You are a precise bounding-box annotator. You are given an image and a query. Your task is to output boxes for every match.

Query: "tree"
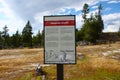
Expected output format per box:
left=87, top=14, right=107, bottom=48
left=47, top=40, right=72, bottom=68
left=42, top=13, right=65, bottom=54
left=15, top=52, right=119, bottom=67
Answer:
left=76, top=29, right=79, bottom=42
left=36, top=30, right=42, bottom=46
left=96, top=4, right=104, bottom=34
left=0, top=31, right=3, bottom=48
left=41, top=29, right=44, bottom=46
left=82, top=3, right=89, bottom=22
left=118, top=27, right=120, bottom=37
left=11, top=30, right=21, bottom=48
left=2, top=25, right=10, bottom=48
left=76, top=28, right=85, bottom=42
left=76, top=28, right=84, bottom=42
left=98, top=4, right=102, bottom=15
left=32, top=30, right=42, bottom=47
left=79, top=3, right=104, bottom=43
left=22, top=21, right=33, bottom=47
left=81, top=19, right=99, bottom=43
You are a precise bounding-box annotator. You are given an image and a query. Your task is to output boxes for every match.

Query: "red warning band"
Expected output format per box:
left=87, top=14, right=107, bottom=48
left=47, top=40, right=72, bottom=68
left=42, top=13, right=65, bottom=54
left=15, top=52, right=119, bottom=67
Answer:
left=44, top=20, right=75, bottom=26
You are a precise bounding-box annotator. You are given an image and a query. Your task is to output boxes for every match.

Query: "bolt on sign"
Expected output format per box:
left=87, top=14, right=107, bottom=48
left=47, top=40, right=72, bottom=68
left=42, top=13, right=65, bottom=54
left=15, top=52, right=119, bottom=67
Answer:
left=44, top=15, right=76, bottom=64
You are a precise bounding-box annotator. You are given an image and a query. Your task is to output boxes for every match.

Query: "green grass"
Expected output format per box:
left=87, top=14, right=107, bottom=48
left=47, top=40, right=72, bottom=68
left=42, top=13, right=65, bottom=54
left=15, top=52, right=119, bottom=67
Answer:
left=16, top=72, right=42, bottom=80
left=15, top=66, right=57, bottom=80
left=15, top=65, right=120, bottom=80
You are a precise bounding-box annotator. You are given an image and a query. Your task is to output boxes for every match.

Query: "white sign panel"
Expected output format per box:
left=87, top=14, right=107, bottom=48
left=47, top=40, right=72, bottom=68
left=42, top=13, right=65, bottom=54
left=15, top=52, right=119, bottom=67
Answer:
left=44, top=15, right=76, bottom=64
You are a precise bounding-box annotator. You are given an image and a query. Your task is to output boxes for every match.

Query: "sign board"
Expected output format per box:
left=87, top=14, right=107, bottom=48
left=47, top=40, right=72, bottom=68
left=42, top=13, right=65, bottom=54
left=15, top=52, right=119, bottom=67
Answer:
left=44, top=15, right=76, bottom=64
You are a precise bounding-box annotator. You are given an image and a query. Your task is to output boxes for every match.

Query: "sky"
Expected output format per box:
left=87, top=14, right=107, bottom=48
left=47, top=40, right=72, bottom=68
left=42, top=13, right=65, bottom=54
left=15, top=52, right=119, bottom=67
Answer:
left=0, top=0, right=120, bottom=35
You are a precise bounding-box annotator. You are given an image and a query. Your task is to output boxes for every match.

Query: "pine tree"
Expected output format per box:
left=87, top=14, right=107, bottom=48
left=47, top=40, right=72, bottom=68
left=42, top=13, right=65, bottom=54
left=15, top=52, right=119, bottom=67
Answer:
left=118, top=27, right=120, bottom=37
left=82, top=3, right=89, bottom=22
left=2, top=25, right=9, bottom=48
left=11, top=30, right=21, bottom=48
left=32, top=30, right=42, bottom=47
left=80, top=3, right=104, bottom=43
left=97, top=4, right=104, bottom=34
left=22, top=21, right=33, bottom=48
left=36, top=30, right=42, bottom=46
left=0, top=31, right=3, bottom=48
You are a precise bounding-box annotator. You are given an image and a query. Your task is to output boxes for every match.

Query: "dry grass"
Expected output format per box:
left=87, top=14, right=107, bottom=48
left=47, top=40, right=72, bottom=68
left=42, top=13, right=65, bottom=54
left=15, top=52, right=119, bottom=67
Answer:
left=63, top=57, right=120, bottom=80
left=0, top=42, right=120, bottom=80
left=0, top=48, right=44, bottom=79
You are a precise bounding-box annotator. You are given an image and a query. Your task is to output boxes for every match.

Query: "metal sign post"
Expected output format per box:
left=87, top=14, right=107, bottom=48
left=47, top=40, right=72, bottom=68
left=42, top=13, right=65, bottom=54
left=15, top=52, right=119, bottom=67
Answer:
left=57, top=64, right=63, bottom=80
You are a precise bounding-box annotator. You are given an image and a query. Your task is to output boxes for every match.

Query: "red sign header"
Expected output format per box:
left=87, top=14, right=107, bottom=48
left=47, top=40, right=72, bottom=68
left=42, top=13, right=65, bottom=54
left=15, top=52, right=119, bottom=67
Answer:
left=44, top=20, right=75, bottom=26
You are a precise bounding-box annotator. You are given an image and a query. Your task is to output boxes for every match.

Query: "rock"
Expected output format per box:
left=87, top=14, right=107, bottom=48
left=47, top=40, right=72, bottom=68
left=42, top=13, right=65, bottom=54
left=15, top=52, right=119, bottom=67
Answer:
left=77, top=53, right=85, bottom=60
